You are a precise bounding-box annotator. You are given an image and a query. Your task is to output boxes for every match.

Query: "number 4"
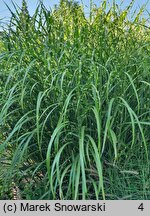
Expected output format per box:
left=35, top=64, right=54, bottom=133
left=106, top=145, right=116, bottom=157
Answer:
left=138, top=203, right=144, bottom=211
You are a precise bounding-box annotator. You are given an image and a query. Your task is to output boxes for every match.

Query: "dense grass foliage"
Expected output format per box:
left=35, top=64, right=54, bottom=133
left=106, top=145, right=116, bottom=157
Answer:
left=0, top=0, right=150, bottom=199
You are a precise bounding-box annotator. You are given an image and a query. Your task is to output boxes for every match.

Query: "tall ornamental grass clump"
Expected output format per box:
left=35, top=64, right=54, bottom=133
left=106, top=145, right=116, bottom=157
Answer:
left=0, top=0, right=150, bottom=199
